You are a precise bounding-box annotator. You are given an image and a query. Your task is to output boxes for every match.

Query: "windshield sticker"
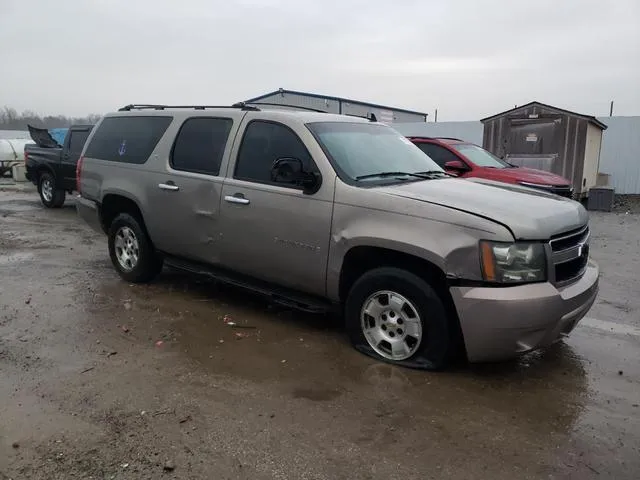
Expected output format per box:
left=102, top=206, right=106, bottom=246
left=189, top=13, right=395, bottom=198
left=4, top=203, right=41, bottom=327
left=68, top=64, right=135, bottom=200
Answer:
left=118, top=140, right=127, bottom=156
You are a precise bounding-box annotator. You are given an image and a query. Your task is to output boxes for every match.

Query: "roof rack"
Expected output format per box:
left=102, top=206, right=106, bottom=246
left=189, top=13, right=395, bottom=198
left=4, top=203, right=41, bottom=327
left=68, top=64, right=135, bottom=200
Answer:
left=118, top=103, right=260, bottom=112
left=435, top=137, right=464, bottom=141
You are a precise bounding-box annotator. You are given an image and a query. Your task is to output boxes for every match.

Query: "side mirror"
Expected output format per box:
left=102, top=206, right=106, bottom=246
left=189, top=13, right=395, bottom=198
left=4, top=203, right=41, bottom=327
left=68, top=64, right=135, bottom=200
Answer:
left=271, top=157, right=321, bottom=194
left=444, top=160, right=468, bottom=172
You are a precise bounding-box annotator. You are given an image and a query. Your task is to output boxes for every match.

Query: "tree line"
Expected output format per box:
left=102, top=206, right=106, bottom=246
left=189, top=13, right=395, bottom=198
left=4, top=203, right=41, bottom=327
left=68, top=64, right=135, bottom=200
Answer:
left=0, top=106, right=101, bottom=130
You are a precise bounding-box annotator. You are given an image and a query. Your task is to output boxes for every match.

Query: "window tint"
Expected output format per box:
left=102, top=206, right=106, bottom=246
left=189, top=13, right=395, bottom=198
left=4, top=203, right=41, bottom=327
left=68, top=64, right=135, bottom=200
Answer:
left=84, top=116, right=172, bottom=164
left=415, top=143, right=460, bottom=168
left=68, top=130, right=91, bottom=155
left=171, top=117, right=232, bottom=175
left=235, top=121, right=315, bottom=186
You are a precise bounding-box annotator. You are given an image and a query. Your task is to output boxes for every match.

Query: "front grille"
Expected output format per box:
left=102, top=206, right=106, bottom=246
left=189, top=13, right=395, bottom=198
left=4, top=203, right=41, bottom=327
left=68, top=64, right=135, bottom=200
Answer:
left=550, top=225, right=590, bottom=283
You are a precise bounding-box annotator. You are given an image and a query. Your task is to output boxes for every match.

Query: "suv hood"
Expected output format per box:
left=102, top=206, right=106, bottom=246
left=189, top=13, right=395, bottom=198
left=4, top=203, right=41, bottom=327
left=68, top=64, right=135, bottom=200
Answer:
left=485, top=165, right=570, bottom=186
left=378, top=178, right=587, bottom=240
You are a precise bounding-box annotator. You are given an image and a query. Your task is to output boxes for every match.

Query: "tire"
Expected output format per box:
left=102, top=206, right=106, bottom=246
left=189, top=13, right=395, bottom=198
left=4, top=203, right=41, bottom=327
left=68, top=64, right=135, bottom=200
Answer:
left=107, top=213, right=163, bottom=283
left=38, top=172, right=66, bottom=208
left=345, top=267, right=452, bottom=370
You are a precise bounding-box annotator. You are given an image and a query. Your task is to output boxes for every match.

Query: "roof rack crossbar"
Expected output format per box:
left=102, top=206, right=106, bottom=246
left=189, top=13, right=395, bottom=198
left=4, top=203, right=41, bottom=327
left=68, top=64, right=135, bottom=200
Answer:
left=118, top=103, right=260, bottom=112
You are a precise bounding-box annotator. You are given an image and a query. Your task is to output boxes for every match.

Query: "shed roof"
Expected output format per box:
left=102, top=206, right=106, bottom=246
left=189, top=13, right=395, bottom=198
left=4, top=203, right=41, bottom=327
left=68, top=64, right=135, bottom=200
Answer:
left=480, top=101, right=607, bottom=130
left=245, top=88, right=429, bottom=118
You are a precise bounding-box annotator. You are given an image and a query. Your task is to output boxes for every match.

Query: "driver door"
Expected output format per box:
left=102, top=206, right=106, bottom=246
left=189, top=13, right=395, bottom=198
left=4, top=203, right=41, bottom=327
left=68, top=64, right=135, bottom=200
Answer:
left=218, top=119, right=332, bottom=296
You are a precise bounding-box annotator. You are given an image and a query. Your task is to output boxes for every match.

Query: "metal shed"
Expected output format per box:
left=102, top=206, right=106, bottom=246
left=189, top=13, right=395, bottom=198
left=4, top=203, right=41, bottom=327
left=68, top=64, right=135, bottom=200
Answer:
left=481, top=101, right=607, bottom=198
left=245, top=88, right=428, bottom=123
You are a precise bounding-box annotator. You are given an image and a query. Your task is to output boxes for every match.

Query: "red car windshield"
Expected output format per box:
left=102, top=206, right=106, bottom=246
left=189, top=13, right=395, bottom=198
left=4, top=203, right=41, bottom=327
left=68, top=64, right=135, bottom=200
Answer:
left=453, top=144, right=512, bottom=169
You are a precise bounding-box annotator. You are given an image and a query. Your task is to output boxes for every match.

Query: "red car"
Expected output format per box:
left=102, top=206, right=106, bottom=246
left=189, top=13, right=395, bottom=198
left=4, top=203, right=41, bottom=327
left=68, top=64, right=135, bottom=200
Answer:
left=408, top=137, right=574, bottom=198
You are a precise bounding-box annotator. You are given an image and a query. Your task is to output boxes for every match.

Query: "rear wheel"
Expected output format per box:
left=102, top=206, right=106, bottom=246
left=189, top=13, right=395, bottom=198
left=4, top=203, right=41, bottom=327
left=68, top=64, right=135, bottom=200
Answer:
left=345, top=267, right=451, bottom=369
left=38, top=172, right=65, bottom=208
left=108, top=213, right=163, bottom=283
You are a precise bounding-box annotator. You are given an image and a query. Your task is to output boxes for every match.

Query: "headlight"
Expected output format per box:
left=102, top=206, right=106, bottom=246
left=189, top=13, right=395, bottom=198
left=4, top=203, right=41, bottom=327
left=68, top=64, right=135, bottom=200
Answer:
left=480, top=241, right=547, bottom=283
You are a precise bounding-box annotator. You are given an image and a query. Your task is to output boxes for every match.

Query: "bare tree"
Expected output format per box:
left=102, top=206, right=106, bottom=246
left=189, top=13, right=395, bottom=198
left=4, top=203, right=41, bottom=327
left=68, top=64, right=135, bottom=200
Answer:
left=0, top=106, right=101, bottom=130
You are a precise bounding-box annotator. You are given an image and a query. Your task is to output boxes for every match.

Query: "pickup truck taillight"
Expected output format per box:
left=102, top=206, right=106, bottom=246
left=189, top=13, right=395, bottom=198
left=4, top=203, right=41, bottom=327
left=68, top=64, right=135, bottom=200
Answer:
left=76, top=156, right=84, bottom=193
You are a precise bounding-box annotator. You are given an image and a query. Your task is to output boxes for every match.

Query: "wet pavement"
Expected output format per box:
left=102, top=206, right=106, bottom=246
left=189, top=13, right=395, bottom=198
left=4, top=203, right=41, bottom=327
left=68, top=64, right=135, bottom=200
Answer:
left=0, top=187, right=638, bottom=479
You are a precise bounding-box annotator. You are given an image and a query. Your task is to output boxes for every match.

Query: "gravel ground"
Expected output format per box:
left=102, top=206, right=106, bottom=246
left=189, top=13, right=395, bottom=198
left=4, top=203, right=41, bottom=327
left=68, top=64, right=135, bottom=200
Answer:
left=1, top=187, right=639, bottom=479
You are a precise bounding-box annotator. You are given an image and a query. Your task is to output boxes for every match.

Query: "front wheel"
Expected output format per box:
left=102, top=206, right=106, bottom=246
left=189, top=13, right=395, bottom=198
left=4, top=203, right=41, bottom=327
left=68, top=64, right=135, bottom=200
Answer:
left=107, top=213, right=163, bottom=283
left=345, top=267, right=452, bottom=370
left=38, top=172, right=65, bottom=208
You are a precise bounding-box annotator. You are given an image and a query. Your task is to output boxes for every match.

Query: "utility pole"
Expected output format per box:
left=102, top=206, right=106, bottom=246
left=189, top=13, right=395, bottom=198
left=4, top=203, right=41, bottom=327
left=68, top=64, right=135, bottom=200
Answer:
left=609, top=100, right=614, bottom=117
left=434, top=109, right=438, bottom=123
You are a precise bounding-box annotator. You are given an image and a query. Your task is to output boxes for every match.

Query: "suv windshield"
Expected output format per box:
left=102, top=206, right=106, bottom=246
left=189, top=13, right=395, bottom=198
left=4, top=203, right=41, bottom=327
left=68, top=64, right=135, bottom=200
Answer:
left=452, top=144, right=512, bottom=168
left=307, top=122, right=443, bottom=182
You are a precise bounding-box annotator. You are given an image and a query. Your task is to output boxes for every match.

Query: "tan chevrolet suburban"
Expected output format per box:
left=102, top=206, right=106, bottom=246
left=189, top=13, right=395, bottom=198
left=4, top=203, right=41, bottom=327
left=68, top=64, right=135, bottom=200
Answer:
left=76, top=103, right=598, bottom=369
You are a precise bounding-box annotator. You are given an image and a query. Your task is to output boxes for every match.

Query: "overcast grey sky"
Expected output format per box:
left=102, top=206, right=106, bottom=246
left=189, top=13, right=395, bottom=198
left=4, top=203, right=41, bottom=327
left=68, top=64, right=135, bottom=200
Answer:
left=1, top=0, right=638, bottom=120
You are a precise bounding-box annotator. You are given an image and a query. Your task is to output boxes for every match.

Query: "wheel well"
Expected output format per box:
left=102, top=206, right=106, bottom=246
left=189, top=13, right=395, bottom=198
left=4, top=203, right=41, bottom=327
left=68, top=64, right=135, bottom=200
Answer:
left=36, top=166, right=54, bottom=182
left=339, top=246, right=450, bottom=301
left=339, top=246, right=466, bottom=360
left=99, top=194, right=144, bottom=233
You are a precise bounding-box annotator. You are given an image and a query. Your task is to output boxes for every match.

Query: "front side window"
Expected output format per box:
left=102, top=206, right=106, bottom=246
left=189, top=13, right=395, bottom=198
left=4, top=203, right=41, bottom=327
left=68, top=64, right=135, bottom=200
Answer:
left=84, top=116, right=172, bottom=164
left=171, top=117, right=232, bottom=176
left=235, top=121, right=316, bottom=186
left=306, top=122, right=442, bottom=183
left=415, top=143, right=460, bottom=169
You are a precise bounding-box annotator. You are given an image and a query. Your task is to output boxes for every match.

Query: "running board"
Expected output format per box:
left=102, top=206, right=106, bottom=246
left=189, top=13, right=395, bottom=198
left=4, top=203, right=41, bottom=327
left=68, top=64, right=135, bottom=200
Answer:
left=162, top=255, right=335, bottom=314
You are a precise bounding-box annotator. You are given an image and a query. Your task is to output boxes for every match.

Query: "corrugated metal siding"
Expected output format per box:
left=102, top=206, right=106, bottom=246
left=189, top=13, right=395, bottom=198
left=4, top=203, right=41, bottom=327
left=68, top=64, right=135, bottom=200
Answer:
left=251, top=92, right=426, bottom=123
left=596, top=116, right=640, bottom=194
left=392, top=116, right=640, bottom=194
left=252, top=92, right=340, bottom=113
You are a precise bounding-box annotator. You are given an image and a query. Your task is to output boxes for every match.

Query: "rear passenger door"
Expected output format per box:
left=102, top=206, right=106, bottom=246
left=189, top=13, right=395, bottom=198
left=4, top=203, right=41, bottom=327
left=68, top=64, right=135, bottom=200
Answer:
left=61, top=127, right=92, bottom=190
left=145, top=115, right=237, bottom=265
left=218, top=119, right=333, bottom=296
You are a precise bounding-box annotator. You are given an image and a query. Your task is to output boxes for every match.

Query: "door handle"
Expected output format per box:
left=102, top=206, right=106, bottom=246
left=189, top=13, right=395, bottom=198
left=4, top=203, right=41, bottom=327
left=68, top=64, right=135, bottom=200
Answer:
left=158, top=183, right=179, bottom=191
left=224, top=194, right=250, bottom=205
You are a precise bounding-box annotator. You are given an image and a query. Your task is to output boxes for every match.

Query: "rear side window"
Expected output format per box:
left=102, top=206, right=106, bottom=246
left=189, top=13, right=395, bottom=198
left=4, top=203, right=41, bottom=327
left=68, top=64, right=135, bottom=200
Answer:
left=234, top=121, right=315, bottom=186
left=170, top=117, right=232, bottom=176
left=84, top=116, right=172, bottom=164
left=415, top=143, right=460, bottom=168
left=68, top=130, right=91, bottom=155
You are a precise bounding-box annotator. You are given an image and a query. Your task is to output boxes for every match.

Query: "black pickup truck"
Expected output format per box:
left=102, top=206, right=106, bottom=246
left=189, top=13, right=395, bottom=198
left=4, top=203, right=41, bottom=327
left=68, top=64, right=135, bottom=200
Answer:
left=25, top=124, right=93, bottom=207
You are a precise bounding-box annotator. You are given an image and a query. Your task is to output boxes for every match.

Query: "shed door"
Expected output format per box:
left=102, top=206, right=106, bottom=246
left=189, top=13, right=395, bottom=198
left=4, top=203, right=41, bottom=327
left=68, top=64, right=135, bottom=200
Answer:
left=508, top=118, right=562, bottom=155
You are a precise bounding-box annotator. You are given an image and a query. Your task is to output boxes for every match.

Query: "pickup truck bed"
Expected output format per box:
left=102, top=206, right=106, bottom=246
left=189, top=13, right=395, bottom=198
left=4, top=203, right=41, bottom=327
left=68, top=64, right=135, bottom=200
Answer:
left=24, top=124, right=93, bottom=207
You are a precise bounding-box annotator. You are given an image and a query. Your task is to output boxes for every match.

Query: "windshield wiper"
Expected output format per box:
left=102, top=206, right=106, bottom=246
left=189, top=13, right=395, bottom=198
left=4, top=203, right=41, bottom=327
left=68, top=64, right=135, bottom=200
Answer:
left=414, top=170, right=453, bottom=177
left=356, top=171, right=436, bottom=181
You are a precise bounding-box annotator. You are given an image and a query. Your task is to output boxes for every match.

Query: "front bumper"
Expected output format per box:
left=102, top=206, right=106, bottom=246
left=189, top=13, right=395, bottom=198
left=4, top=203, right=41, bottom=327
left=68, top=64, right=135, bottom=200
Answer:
left=450, top=261, right=599, bottom=363
left=76, top=195, right=103, bottom=233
